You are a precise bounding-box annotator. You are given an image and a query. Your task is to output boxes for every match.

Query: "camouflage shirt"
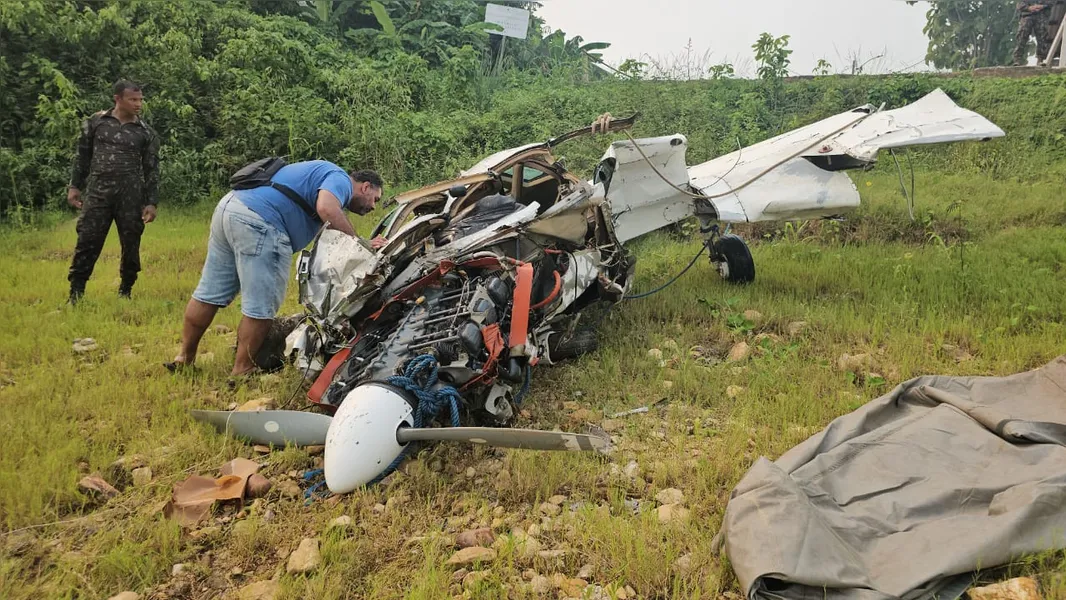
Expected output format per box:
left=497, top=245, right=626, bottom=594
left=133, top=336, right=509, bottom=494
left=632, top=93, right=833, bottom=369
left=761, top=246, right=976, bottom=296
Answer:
left=1017, top=0, right=1050, bottom=15
left=70, top=108, right=161, bottom=206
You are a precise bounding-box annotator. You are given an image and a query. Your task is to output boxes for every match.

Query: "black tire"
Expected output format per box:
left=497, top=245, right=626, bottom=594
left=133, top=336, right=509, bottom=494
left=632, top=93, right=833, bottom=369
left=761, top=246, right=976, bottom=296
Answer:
left=548, top=329, right=598, bottom=362
left=714, top=234, right=755, bottom=284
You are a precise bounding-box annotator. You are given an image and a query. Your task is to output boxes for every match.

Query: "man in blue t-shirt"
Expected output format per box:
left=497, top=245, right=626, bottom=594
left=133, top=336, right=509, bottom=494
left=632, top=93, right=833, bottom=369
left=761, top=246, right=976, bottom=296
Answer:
left=167, top=160, right=385, bottom=378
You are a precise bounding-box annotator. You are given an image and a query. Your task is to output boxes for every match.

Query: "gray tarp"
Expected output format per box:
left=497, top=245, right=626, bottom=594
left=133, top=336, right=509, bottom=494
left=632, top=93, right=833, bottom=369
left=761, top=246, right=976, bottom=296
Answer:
left=721, top=356, right=1066, bottom=600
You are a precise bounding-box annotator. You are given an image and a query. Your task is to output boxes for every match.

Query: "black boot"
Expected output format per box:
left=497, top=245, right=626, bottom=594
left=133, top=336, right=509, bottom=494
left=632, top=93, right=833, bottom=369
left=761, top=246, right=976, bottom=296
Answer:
left=119, top=280, right=134, bottom=299
left=68, top=284, right=85, bottom=305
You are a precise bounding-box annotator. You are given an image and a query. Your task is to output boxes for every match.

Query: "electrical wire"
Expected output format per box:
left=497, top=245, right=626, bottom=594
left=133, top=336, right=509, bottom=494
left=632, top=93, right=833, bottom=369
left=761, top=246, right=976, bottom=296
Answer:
left=624, top=244, right=709, bottom=300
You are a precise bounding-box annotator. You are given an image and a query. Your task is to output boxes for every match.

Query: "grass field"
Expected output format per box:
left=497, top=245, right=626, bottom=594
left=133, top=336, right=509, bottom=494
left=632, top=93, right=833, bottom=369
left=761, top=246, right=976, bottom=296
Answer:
left=1, top=167, right=1065, bottom=600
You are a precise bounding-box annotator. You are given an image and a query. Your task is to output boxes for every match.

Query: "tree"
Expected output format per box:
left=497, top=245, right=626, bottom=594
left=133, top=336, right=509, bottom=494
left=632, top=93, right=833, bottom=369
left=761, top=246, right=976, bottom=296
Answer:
left=909, top=0, right=1017, bottom=69
left=753, top=33, right=792, bottom=80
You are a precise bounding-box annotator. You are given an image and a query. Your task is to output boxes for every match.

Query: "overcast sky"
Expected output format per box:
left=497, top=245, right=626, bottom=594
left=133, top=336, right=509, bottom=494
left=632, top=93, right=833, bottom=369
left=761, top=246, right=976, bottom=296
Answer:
left=533, top=0, right=935, bottom=78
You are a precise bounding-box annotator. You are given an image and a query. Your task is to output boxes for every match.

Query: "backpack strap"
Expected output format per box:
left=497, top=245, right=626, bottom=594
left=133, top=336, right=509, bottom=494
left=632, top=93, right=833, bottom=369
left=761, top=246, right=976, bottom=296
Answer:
left=271, top=182, right=322, bottom=222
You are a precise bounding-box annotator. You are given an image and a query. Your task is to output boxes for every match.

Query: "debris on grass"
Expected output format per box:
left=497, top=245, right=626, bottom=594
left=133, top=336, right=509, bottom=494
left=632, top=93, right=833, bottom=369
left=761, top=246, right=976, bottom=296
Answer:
left=163, top=457, right=260, bottom=526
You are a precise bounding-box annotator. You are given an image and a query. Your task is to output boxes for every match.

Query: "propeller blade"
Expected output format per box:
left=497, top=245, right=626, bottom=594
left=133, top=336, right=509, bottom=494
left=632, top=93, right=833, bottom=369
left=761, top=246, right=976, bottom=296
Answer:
left=191, top=409, right=333, bottom=447
left=396, top=426, right=611, bottom=454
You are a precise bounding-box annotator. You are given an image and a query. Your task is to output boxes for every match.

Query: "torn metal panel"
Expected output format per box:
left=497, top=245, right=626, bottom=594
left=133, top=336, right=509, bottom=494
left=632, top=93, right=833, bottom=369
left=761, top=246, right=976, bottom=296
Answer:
left=708, top=158, right=860, bottom=223
left=688, top=110, right=870, bottom=223
left=804, top=88, right=1006, bottom=163
left=461, top=143, right=546, bottom=176
left=599, top=135, right=693, bottom=243
left=297, top=229, right=387, bottom=326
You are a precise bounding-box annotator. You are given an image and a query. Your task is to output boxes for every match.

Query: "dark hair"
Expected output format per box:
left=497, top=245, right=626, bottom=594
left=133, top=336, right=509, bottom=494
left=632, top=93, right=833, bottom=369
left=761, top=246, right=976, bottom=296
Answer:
left=113, top=80, right=141, bottom=97
left=350, top=169, right=384, bottom=189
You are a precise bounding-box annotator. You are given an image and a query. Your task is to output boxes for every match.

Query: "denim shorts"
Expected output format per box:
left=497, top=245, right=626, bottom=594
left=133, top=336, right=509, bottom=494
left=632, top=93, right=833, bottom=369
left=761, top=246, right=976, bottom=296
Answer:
left=192, top=193, right=292, bottom=319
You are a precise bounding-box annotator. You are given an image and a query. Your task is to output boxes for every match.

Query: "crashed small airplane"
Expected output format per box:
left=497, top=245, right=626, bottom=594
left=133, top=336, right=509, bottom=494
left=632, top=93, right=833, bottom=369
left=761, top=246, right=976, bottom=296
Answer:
left=194, top=89, right=1003, bottom=493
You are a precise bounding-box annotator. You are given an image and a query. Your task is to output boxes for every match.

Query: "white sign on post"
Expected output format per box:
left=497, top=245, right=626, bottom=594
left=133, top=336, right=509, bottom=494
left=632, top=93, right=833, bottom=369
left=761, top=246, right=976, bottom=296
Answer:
left=484, top=3, right=530, bottom=40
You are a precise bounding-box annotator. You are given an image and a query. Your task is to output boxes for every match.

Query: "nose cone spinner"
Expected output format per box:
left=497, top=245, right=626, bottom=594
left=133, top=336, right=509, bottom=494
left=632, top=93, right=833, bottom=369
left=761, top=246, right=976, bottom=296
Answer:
left=324, top=383, right=415, bottom=493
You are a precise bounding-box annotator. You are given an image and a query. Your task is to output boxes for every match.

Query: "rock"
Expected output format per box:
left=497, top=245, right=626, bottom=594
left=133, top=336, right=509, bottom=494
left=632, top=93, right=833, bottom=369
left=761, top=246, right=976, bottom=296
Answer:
left=530, top=575, right=552, bottom=596
left=286, top=538, right=321, bottom=574
left=277, top=479, right=300, bottom=499
left=742, top=310, right=763, bottom=322
left=647, top=348, right=664, bottom=360
left=570, top=408, right=594, bottom=422
left=107, top=593, right=139, bottom=600
left=753, top=333, right=782, bottom=345
left=462, top=570, right=490, bottom=591
left=548, top=494, right=567, bottom=506
left=726, top=342, right=751, bottom=363
left=941, top=344, right=975, bottom=363
left=213, top=325, right=233, bottom=335
left=329, top=515, right=353, bottom=530
left=616, top=587, right=629, bottom=600
left=305, top=445, right=325, bottom=456
left=837, top=353, right=874, bottom=372
left=788, top=321, right=808, bottom=336
left=558, top=578, right=588, bottom=598
left=662, top=380, right=674, bottom=390
left=622, top=461, right=641, bottom=479
left=371, top=503, right=386, bottom=515
left=252, top=445, right=271, bottom=454
left=237, top=398, right=275, bottom=412
left=655, top=488, right=685, bottom=506
left=539, top=502, right=561, bottom=516
left=72, top=338, right=99, bottom=353
left=78, top=474, right=118, bottom=500
left=465, top=466, right=476, bottom=478
left=456, top=528, right=495, bottom=549
left=577, top=564, right=595, bottom=580
left=726, top=385, right=744, bottom=399
left=246, top=474, right=272, bottom=499
left=131, top=467, right=152, bottom=487
left=537, top=549, right=567, bottom=560
left=495, top=469, right=512, bottom=491
left=171, top=563, right=186, bottom=577
left=656, top=504, right=691, bottom=523
left=662, top=339, right=679, bottom=353
left=601, top=419, right=622, bottom=433
left=189, top=526, right=221, bottom=540
left=446, top=547, right=497, bottom=566
left=673, top=554, right=694, bottom=575
left=237, top=580, right=278, bottom=600
left=968, top=578, right=1042, bottom=600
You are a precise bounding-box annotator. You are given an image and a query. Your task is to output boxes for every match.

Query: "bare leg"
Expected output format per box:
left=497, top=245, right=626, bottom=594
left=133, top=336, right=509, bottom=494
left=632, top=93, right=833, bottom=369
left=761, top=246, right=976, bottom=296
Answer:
left=173, top=298, right=220, bottom=366
left=232, top=316, right=273, bottom=376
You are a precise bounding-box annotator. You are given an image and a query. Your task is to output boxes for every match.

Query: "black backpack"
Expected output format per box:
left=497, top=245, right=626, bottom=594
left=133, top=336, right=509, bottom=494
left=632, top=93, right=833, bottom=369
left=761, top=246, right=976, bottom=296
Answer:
left=229, top=157, right=320, bottom=221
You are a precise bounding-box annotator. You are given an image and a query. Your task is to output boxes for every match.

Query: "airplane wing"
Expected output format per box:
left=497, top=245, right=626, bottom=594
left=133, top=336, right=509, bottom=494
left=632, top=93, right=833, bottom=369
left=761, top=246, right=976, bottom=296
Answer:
left=689, top=88, right=1004, bottom=223
left=604, top=89, right=1004, bottom=242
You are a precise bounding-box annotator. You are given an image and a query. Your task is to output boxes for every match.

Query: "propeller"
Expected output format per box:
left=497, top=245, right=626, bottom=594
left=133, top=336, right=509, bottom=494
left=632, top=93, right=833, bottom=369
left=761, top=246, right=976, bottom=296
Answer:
left=396, top=426, right=611, bottom=454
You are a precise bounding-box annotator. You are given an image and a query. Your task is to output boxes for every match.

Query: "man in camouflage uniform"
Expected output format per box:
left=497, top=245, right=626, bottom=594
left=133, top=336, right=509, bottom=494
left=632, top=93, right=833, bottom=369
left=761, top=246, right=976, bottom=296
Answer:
left=1013, top=1, right=1053, bottom=66
left=67, top=80, right=160, bottom=304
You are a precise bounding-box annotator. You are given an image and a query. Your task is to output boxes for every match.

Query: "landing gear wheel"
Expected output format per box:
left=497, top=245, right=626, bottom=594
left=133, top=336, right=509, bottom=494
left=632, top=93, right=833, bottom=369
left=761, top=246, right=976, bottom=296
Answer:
left=712, top=234, right=755, bottom=284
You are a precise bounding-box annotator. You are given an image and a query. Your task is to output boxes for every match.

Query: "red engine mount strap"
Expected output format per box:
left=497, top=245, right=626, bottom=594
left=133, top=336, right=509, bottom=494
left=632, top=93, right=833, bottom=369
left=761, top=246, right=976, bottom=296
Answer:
left=509, top=262, right=534, bottom=352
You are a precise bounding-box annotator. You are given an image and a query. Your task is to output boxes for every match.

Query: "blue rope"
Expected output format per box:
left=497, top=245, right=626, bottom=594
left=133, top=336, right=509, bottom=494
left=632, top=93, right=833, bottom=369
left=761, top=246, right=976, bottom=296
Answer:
left=514, top=364, right=532, bottom=405
left=301, top=354, right=464, bottom=501
left=362, top=354, right=462, bottom=484
left=386, top=354, right=462, bottom=428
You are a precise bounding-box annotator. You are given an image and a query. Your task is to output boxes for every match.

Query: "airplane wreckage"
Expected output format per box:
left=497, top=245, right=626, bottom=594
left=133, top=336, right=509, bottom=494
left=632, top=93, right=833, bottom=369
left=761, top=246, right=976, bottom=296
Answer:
left=193, top=89, right=1004, bottom=493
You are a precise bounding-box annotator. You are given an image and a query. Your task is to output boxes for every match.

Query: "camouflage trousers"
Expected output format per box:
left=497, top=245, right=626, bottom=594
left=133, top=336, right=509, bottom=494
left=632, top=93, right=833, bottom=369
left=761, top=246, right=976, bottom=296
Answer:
left=1014, top=12, right=1051, bottom=65
left=68, top=178, right=145, bottom=291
